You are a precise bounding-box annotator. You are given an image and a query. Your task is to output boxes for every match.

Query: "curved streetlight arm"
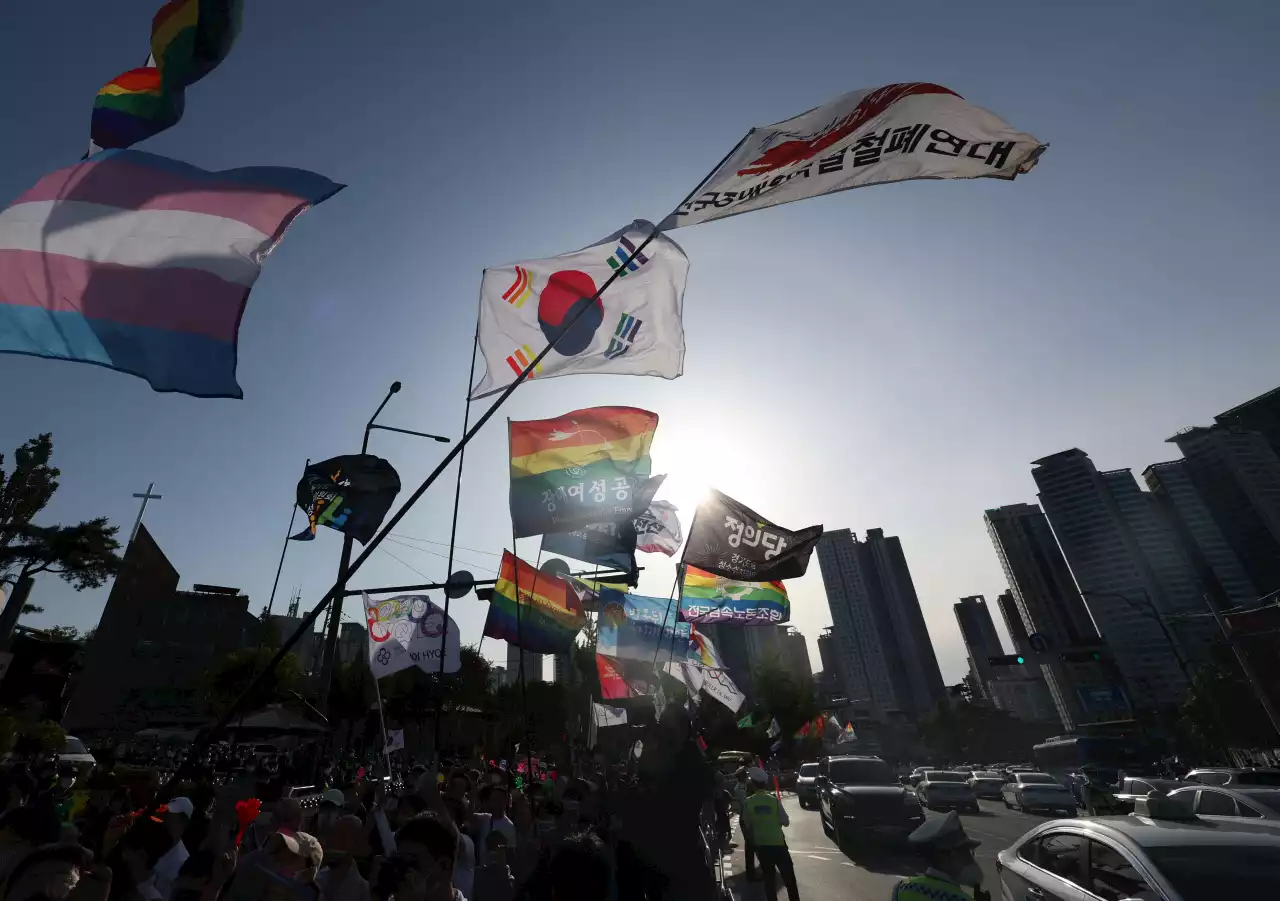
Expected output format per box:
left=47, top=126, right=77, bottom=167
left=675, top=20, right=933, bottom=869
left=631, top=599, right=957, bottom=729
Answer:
left=368, top=424, right=451, bottom=443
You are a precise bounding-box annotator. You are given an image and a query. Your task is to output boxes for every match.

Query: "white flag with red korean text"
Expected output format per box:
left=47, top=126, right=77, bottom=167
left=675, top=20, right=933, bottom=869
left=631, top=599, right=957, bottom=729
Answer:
left=660, top=82, right=1046, bottom=230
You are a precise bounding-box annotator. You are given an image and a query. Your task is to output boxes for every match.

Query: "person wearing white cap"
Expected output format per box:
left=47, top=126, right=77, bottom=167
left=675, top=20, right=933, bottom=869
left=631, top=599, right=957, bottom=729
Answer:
left=143, top=796, right=193, bottom=900
left=894, top=811, right=990, bottom=901
left=739, top=768, right=798, bottom=901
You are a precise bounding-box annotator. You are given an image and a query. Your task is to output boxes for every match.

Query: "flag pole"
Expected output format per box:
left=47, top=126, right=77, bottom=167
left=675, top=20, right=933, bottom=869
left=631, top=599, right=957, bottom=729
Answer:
left=434, top=329, right=480, bottom=752
left=650, top=570, right=682, bottom=667
left=510, top=519, right=535, bottom=788
left=371, top=673, right=394, bottom=786
left=143, top=135, right=750, bottom=808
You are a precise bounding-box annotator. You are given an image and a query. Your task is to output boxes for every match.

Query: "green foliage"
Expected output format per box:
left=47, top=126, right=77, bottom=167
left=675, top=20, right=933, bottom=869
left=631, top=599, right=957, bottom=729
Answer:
left=0, top=434, right=122, bottom=597
left=14, top=720, right=66, bottom=756
left=917, top=700, right=1055, bottom=762
left=42, top=625, right=83, bottom=642
left=1179, top=651, right=1279, bottom=758
left=200, top=647, right=303, bottom=716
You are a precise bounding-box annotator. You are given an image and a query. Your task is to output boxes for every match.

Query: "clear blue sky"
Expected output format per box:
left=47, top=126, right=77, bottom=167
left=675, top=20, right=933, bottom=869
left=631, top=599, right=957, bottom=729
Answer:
left=2, top=1, right=1277, bottom=685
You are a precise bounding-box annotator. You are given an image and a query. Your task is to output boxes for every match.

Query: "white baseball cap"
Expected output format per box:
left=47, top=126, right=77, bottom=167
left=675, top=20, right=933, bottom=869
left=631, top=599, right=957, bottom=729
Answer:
left=165, top=797, right=194, bottom=817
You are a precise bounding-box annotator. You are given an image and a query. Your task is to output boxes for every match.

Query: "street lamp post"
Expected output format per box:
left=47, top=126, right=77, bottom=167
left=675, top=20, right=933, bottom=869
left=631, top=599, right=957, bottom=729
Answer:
left=316, top=382, right=451, bottom=709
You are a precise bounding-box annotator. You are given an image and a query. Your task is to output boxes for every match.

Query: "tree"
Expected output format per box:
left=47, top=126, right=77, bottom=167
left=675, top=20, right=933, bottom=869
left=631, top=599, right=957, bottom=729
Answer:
left=0, top=434, right=123, bottom=614
left=917, top=699, right=1055, bottom=762
left=200, top=647, right=303, bottom=716
left=1179, top=649, right=1278, bottom=759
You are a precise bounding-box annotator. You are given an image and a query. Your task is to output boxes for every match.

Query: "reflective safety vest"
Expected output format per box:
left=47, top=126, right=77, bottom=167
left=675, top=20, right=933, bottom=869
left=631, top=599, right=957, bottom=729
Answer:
left=740, top=791, right=786, bottom=846
left=892, top=874, right=973, bottom=901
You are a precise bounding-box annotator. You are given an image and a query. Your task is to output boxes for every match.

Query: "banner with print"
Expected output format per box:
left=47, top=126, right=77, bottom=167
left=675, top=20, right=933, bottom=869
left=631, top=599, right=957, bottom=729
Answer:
left=679, top=563, right=790, bottom=625
left=541, top=519, right=637, bottom=573
left=633, top=499, right=682, bottom=556
left=681, top=489, right=822, bottom=582
left=592, top=703, right=628, bottom=727
left=700, top=668, right=746, bottom=714
left=291, top=455, right=401, bottom=544
left=661, top=82, right=1046, bottom=230
left=597, top=587, right=723, bottom=669
left=472, top=220, right=688, bottom=399
left=363, top=592, right=461, bottom=679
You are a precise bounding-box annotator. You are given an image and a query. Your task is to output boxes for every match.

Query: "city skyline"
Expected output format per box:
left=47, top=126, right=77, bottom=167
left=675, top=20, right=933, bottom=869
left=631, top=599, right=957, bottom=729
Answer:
left=3, top=2, right=1276, bottom=692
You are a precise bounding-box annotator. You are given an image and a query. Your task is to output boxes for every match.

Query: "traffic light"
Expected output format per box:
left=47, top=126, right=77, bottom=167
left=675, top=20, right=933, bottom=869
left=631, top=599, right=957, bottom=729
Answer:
left=1061, top=649, right=1105, bottom=663
left=988, top=654, right=1026, bottom=666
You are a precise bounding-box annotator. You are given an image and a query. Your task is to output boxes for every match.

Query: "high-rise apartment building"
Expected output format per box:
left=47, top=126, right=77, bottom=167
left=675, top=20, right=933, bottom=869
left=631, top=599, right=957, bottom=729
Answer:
left=779, top=628, right=814, bottom=684
left=953, top=596, right=1004, bottom=700
left=816, top=528, right=946, bottom=721
left=1165, top=424, right=1280, bottom=598
left=995, top=590, right=1031, bottom=658
left=985, top=502, right=1108, bottom=729
left=505, top=645, right=543, bottom=685
left=1143, top=458, right=1258, bottom=608
left=1216, top=385, right=1280, bottom=461
left=1031, top=449, right=1202, bottom=708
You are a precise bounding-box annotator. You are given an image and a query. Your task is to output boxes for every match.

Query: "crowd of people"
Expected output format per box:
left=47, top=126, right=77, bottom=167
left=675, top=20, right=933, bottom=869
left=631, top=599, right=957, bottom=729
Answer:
left=0, top=711, right=727, bottom=901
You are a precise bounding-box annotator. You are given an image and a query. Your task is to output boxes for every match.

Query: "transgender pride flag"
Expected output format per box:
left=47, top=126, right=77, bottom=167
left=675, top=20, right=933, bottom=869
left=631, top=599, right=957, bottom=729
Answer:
left=0, top=150, right=342, bottom=398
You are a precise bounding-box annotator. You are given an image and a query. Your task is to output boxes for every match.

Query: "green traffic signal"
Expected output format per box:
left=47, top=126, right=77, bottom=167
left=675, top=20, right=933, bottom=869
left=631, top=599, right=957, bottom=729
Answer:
left=1016, top=655, right=1026, bottom=664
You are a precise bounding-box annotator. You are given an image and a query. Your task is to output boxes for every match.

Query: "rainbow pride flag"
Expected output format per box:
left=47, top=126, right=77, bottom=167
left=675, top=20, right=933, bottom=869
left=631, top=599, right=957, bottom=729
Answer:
left=680, top=564, right=789, bottom=625
left=90, top=0, right=243, bottom=152
left=483, top=551, right=587, bottom=654
left=509, top=406, right=658, bottom=537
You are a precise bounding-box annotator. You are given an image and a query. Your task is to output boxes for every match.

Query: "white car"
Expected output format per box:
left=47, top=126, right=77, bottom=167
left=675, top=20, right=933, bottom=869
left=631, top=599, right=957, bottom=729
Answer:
left=968, top=771, right=1006, bottom=800
left=997, top=795, right=1280, bottom=901
left=58, top=736, right=96, bottom=769
left=915, top=771, right=979, bottom=812
left=1167, top=785, right=1280, bottom=823
left=1002, top=772, right=1077, bottom=815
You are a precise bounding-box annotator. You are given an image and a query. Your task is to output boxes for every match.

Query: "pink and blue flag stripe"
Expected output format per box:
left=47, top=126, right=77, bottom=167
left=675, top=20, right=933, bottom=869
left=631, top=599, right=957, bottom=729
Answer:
left=0, top=150, right=342, bottom=398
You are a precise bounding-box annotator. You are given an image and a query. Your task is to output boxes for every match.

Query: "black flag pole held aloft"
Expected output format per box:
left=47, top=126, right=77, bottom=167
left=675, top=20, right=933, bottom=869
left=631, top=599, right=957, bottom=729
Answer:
left=147, top=134, right=751, bottom=807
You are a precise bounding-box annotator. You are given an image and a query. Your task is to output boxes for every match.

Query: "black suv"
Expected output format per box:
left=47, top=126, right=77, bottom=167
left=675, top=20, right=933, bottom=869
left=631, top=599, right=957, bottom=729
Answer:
left=818, top=755, right=925, bottom=846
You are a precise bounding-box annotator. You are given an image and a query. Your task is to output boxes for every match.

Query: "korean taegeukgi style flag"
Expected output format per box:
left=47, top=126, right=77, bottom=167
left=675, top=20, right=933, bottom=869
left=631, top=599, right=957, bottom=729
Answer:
left=363, top=592, right=461, bottom=679
left=0, top=150, right=342, bottom=397
left=661, top=82, right=1046, bottom=230
left=509, top=406, right=659, bottom=538
left=682, top=489, right=822, bottom=582
left=471, top=220, right=688, bottom=399
left=633, top=500, right=682, bottom=556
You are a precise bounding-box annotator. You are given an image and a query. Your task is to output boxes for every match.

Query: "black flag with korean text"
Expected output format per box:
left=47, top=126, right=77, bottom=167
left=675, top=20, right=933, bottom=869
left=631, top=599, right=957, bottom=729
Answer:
left=290, top=454, right=401, bottom=544
left=681, top=489, right=822, bottom=582
left=540, top=519, right=638, bottom=574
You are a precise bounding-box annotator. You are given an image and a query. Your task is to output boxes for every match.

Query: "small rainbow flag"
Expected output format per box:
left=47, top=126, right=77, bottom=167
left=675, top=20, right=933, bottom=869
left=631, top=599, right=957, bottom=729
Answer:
left=90, top=0, right=243, bottom=153
left=509, top=406, right=658, bottom=538
left=483, top=551, right=587, bottom=654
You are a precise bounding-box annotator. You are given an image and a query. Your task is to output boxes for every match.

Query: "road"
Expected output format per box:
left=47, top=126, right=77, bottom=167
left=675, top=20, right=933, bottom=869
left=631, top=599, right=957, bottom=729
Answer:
left=721, top=795, right=1070, bottom=900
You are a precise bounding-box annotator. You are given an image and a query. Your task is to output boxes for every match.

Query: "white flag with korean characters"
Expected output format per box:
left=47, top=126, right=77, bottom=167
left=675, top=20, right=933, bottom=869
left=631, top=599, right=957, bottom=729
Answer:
left=661, top=82, right=1046, bottom=230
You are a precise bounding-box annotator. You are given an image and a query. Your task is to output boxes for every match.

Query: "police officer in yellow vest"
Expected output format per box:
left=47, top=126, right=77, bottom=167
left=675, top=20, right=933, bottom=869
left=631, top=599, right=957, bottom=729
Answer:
left=740, top=768, right=799, bottom=901
left=894, top=810, right=992, bottom=901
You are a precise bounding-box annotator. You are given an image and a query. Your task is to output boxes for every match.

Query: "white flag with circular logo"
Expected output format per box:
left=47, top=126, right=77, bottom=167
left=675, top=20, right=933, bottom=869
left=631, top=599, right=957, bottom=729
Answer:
left=363, top=592, right=460, bottom=678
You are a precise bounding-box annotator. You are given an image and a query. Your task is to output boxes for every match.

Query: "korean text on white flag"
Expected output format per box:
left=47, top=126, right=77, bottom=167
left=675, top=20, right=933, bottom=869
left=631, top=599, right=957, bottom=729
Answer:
left=662, top=82, right=1045, bottom=230
left=471, top=220, right=688, bottom=399
left=363, top=592, right=461, bottom=679
left=634, top=500, right=682, bottom=556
